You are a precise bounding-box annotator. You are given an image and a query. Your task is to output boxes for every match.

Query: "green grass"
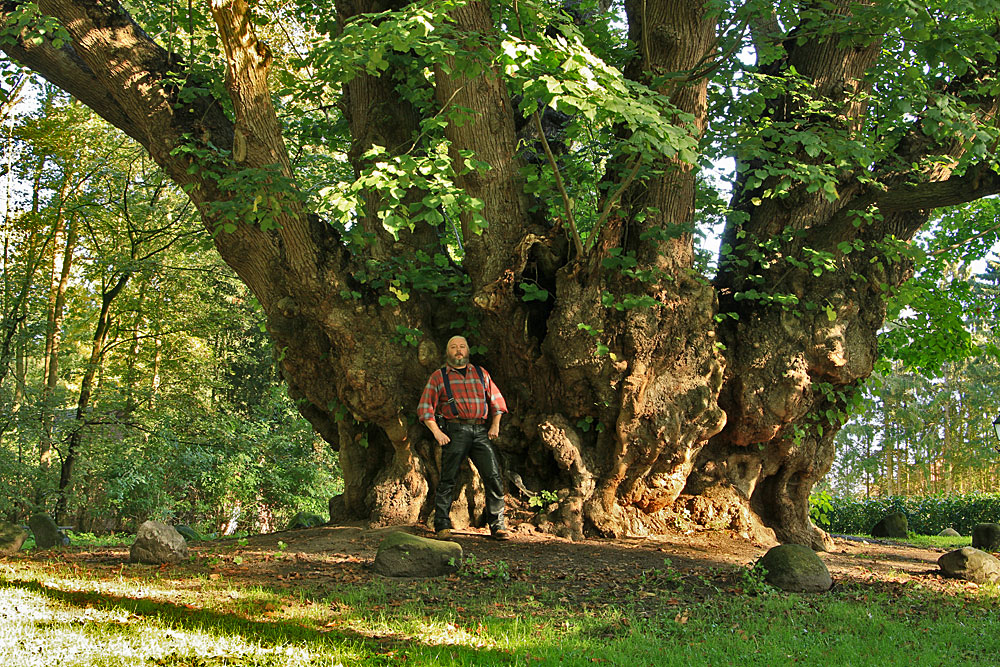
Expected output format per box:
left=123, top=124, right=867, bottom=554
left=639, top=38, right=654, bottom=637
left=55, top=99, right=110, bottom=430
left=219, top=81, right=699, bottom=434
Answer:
left=900, top=534, right=973, bottom=549
left=2, top=541, right=998, bottom=666
left=837, top=533, right=973, bottom=550
left=20, top=531, right=135, bottom=551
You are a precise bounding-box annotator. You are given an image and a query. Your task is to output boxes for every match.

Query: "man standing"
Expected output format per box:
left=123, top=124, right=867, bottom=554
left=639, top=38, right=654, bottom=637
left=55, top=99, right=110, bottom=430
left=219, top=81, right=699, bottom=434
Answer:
left=417, top=335, right=510, bottom=540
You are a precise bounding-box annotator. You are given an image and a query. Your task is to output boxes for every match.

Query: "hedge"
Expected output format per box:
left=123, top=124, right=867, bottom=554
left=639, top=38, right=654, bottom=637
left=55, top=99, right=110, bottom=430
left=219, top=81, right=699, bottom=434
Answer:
left=817, top=493, right=1000, bottom=536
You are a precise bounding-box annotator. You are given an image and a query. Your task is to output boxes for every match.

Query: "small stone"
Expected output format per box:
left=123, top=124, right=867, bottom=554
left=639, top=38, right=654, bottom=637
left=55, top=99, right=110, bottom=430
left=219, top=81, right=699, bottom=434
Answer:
left=27, top=514, right=61, bottom=549
left=0, top=521, right=27, bottom=555
left=972, top=523, right=1000, bottom=551
left=286, top=512, right=326, bottom=530
left=758, top=543, right=832, bottom=593
left=872, top=512, right=907, bottom=538
left=174, top=524, right=202, bottom=542
left=938, top=528, right=960, bottom=537
left=373, top=530, right=462, bottom=578
left=130, top=521, right=188, bottom=564
left=938, top=547, right=1000, bottom=584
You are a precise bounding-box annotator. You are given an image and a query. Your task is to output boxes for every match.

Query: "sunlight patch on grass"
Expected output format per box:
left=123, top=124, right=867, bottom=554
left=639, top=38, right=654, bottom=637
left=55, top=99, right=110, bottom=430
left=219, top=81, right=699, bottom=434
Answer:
left=0, top=584, right=360, bottom=667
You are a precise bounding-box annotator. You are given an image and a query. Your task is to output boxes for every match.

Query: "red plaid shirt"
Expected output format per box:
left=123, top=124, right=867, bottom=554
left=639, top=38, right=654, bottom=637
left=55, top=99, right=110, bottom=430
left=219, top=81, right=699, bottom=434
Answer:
left=417, top=364, right=507, bottom=422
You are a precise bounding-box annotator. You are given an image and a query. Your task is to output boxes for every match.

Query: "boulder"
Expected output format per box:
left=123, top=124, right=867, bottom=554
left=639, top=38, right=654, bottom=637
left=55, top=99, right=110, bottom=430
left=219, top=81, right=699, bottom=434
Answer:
left=938, top=547, right=1000, bottom=584
left=130, top=521, right=189, bottom=564
left=757, top=543, right=832, bottom=593
left=972, top=523, right=1000, bottom=551
left=27, top=513, right=62, bottom=548
left=373, top=531, right=462, bottom=578
left=872, top=512, right=908, bottom=538
left=286, top=511, right=326, bottom=530
left=0, top=521, right=27, bottom=555
left=173, top=524, right=201, bottom=542
left=328, top=495, right=347, bottom=524
left=938, top=528, right=961, bottom=537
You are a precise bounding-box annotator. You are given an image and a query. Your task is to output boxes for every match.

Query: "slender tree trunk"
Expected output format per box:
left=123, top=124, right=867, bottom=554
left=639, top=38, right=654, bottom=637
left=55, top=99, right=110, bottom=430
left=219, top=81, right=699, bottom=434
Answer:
left=55, top=271, right=130, bottom=523
left=0, top=234, right=40, bottom=395
left=125, top=279, right=147, bottom=413
left=38, top=159, right=61, bottom=389
left=12, top=322, right=26, bottom=413
left=149, top=333, right=162, bottom=408
left=147, top=274, right=163, bottom=408
left=883, top=391, right=893, bottom=495
left=39, top=189, right=77, bottom=486
left=0, top=320, right=28, bottom=447
left=864, top=429, right=871, bottom=498
left=942, top=371, right=951, bottom=495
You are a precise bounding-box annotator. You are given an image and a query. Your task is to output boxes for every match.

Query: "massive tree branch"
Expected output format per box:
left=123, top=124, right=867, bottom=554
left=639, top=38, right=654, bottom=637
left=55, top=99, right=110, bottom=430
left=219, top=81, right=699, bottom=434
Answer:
left=31, top=0, right=194, bottom=162
left=209, top=0, right=317, bottom=279
left=876, top=166, right=1000, bottom=213
left=432, top=0, right=528, bottom=291
left=333, top=0, right=437, bottom=260
left=0, top=28, right=139, bottom=140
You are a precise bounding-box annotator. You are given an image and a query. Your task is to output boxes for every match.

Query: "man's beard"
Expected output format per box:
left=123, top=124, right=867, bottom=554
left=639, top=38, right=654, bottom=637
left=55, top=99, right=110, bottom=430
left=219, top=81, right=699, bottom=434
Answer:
left=448, top=353, right=467, bottom=367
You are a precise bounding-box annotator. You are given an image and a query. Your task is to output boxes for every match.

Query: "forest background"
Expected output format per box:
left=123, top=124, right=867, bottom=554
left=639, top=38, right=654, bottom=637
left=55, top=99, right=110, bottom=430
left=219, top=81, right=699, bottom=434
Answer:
left=3, top=0, right=1000, bottom=540
left=0, top=84, right=342, bottom=533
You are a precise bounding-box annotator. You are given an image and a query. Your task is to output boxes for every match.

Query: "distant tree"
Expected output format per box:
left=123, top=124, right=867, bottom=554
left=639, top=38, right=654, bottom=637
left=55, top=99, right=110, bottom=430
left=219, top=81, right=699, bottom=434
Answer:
left=830, top=260, right=1000, bottom=498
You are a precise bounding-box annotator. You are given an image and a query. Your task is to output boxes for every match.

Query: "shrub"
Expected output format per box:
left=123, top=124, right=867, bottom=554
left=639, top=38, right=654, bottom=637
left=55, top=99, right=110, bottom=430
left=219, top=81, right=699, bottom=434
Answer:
left=821, top=493, right=1000, bottom=536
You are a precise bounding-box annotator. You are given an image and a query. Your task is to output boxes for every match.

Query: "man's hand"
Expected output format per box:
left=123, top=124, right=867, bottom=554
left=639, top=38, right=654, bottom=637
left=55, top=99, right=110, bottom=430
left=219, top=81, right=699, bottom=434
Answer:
left=424, top=418, right=450, bottom=445
left=488, top=414, right=501, bottom=440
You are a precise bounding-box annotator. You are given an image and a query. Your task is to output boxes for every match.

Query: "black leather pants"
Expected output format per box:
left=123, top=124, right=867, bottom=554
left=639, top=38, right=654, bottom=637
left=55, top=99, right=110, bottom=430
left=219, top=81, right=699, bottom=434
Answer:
left=433, top=423, right=506, bottom=531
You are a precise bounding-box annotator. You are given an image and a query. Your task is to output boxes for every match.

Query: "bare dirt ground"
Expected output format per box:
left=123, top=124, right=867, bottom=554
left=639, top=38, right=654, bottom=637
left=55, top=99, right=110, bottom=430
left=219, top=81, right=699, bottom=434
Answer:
left=237, top=522, right=955, bottom=583
left=190, top=522, right=967, bottom=597
left=29, top=522, right=974, bottom=606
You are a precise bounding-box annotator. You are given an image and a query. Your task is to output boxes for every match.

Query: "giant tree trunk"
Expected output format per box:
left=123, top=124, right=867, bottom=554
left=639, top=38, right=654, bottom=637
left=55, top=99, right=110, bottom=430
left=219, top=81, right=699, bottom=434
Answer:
left=6, top=0, right=1000, bottom=548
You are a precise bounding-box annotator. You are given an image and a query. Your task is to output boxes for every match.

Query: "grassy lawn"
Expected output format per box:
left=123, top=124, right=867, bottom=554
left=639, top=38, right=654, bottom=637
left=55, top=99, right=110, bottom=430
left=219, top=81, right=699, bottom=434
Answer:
left=1, top=535, right=998, bottom=666
left=834, top=533, right=973, bottom=550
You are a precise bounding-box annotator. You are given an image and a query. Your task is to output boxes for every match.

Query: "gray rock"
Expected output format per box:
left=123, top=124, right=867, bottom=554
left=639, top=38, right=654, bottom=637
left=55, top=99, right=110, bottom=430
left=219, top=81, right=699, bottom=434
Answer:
left=27, top=514, right=61, bottom=548
left=972, top=523, right=1000, bottom=551
left=328, top=495, right=346, bottom=523
left=174, top=524, right=201, bottom=542
left=938, top=547, right=1000, bottom=584
left=758, top=543, right=833, bottom=593
left=373, top=531, right=462, bottom=578
left=0, top=521, right=27, bottom=555
left=286, top=511, right=326, bottom=530
left=938, top=528, right=961, bottom=537
left=130, top=521, right=189, bottom=564
left=872, top=512, right=908, bottom=538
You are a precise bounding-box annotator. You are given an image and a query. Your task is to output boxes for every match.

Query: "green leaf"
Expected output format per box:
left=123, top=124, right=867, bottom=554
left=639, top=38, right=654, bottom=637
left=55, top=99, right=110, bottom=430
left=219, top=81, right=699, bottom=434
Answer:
left=519, top=282, right=550, bottom=302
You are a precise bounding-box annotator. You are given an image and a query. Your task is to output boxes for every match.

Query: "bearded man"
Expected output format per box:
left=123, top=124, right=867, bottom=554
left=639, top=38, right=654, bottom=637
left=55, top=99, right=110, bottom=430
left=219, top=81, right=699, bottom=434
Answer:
left=417, top=335, right=510, bottom=541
